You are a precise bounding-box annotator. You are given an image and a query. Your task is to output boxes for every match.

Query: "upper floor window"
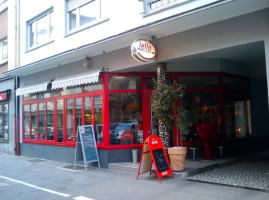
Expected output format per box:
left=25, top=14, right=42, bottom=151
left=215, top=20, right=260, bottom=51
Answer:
left=28, top=9, right=54, bottom=49
left=0, top=38, right=7, bottom=64
left=144, top=0, right=192, bottom=13
left=67, top=0, right=100, bottom=32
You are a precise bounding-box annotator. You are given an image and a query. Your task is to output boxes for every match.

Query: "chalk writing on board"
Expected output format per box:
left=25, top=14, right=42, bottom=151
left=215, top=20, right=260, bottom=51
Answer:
left=152, top=148, right=169, bottom=173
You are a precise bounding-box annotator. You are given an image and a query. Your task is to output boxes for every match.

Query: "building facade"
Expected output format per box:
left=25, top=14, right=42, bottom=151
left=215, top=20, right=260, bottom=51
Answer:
left=4, top=0, right=269, bottom=167
left=0, top=0, right=17, bottom=154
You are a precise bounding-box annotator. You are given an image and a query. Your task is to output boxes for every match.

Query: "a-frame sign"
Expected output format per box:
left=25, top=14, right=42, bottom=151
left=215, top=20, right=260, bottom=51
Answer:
left=137, top=135, right=174, bottom=183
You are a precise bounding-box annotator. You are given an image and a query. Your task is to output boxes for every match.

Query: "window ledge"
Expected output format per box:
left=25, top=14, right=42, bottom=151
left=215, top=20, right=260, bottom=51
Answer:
left=0, top=61, right=7, bottom=66
left=26, top=40, right=54, bottom=53
left=65, top=18, right=109, bottom=38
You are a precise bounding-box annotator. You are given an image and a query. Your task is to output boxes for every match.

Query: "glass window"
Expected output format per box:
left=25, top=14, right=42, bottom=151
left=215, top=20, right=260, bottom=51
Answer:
left=75, top=98, right=82, bottom=141
left=47, top=102, right=54, bottom=140
left=94, top=96, right=102, bottom=143
left=84, top=77, right=103, bottom=92
left=109, top=76, right=141, bottom=90
left=31, top=104, right=38, bottom=139
left=0, top=38, right=7, bottom=63
left=38, top=103, right=45, bottom=140
left=179, top=92, right=221, bottom=143
left=0, top=103, right=8, bottom=141
left=28, top=9, right=53, bottom=48
left=67, top=0, right=100, bottom=32
left=109, top=93, right=142, bottom=145
left=178, top=76, right=219, bottom=89
left=38, top=89, right=58, bottom=99
left=24, top=105, right=30, bottom=139
left=146, top=77, right=173, bottom=88
left=61, top=86, right=82, bottom=95
left=23, top=94, right=37, bottom=100
left=57, top=100, right=63, bottom=142
left=66, top=99, right=73, bottom=141
left=84, top=97, right=92, bottom=125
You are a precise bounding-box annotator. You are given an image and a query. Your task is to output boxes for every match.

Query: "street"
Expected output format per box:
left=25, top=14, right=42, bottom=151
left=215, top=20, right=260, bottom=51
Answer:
left=0, top=152, right=268, bottom=200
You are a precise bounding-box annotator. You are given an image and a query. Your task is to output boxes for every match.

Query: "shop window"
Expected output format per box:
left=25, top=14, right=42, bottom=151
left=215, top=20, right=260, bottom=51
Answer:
left=57, top=100, right=64, bottom=142
left=109, top=76, right=141, bottom=90
left=94, top=96, right=102, bottom=143
left=66, top=99, right=74, bottom=141
left=23, top=94, right=37, bottom=100
left=67, top=0, right=100, bottom=32
left=179, top=92, right=221, bottom=143
left=61, top=85, right=82, bottom=95
left=23, top=105, right=30, bottom=139
left=75, top=98, right=82, bottom=141
left=27, top=8, right=54, bottom=49
left=37, top=89, right=58, bottom=99
left=0, top=38, right=7, bottom=64
left=178, top=76, right=219, bottom=89
left=38, top=103, right=46, bottom=140
left=47, top=102, right=54, bottom=140
left=109, top=93, right=143, bottom=145
left=31, top=104, right=38, bottom=139
left=84, top=97, right=92, bottom=125
left=146, top=77, right=173, bottom=88
left=83, top=77, right=103, bottom=92
left=0, top=103, right=8, bottom=141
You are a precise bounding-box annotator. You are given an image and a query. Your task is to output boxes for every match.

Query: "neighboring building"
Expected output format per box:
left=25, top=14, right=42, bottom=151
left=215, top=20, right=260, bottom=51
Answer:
left=0, top=0, right=17, bottom=154
left=3, top=0, right=269, bottom=167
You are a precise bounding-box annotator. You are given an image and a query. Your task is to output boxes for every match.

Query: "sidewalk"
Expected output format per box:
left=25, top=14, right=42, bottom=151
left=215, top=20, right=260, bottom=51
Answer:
left=109, top=151, right=269, bottom=191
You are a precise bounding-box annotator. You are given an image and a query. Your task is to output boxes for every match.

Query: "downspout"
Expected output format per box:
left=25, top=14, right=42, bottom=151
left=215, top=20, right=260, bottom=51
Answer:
left=14, top=0, right=20, bottom=156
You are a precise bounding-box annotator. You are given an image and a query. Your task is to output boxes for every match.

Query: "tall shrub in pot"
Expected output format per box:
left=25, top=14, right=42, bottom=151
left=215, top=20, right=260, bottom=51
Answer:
left=152, top=79, right=192, bottom=171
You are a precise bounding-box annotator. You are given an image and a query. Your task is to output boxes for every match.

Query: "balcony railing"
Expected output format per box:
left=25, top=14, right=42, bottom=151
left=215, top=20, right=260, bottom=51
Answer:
left=144, top=0, right=192, bottom=13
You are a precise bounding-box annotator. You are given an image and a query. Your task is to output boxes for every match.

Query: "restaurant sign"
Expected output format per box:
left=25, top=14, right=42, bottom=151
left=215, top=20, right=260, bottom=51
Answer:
left=0, top=91, right=8, bottom=101
left=131, top=39, right=156, bottom=62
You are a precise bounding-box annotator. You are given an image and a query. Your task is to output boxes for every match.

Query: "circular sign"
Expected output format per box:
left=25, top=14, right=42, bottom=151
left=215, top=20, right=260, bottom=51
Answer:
left=131, top=39, right=156, bottom=62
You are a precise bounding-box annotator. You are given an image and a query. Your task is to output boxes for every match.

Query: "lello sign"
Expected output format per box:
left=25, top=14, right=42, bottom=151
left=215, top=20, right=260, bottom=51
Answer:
left=131, top=39, right=156, bottom=62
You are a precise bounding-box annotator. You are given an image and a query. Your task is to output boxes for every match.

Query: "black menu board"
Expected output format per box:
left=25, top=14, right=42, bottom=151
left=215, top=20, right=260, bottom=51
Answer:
left=152, top=148, right=169, bottom=173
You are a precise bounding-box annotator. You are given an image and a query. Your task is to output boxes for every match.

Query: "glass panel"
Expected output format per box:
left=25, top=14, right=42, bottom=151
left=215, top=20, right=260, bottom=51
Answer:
left=79, top=1, right=98, bottom=26
left=69, top=9, right=77, bottom=30
left=47, top=102, right=54, bottom=140
left=2, top=40, right=7, bottom=61
left=178, top=76, right=219, bottom=89
left=84, top=97, right=92, bottom=125
left=23, top=94, right=37, bottom=100
left=223, top=77, right=251, bottom=138
left=94, top=96, right=102, bottom=143
left=61, top=86, right=81, bottom=95
left=109, top=76, right=141, bottom=90
left=36, top=14, right=49, bottom=45
left=3, top=104, right=8, bottom=140
left=24, top=105, right=30, bottom=139
left=146, top=77, right=173, bottom=88
left=84, top=77, right=103, bottom=92
left=179, top=92, right=221, bottom=145
left=38, top=89, right=58, bottom=99
left=75, top=98, right=82, bottom=142
left=66, top=99, right=73, bottom=141
left=31, top=104, right=38, bottom=139
left=49, top=12, right=54, bottom=39
left=38, top=103, right=45, bottom=140
left=0, top=105, right=4, bottom=139
left=30, top=21, right=36, bottom=47
left=57, top=100, right=63, bottom=142
left=109, top=93, right=143, bottom=145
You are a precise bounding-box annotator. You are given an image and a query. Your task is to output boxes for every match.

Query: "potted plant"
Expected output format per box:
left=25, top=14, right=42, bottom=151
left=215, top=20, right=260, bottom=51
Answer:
left=152, top=79, right=192, bottom=171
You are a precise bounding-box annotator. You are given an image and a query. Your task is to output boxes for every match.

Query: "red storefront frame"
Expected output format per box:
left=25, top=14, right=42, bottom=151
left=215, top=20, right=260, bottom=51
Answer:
left=21, top=72, right=250, bottom=150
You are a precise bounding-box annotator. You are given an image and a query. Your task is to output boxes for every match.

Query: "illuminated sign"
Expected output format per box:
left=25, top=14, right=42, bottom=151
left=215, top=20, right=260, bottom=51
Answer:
left=131, top=39, right=156, bottom=62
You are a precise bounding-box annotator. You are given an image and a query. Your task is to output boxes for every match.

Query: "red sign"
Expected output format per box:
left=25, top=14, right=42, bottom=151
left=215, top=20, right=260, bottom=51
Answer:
left=137, top=135, right=174, bottom=183
left=0, top=91, right=8, bottom=101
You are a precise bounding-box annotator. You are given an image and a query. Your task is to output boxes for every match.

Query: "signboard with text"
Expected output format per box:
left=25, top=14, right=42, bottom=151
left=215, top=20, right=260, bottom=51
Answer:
left=75, top=125, right=100, bottom=170
left=137, top=135, right=173, bottom=183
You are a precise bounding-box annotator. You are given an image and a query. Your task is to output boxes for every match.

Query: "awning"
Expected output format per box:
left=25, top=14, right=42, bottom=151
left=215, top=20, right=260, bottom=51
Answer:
left=51, top=67, right=105, bottom=89
left=16, top=81, right=51, bottom=96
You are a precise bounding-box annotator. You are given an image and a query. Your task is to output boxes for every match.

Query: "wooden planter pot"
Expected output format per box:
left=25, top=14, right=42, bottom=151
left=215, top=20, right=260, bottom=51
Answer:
left=168, top=147, right=187, bottom=171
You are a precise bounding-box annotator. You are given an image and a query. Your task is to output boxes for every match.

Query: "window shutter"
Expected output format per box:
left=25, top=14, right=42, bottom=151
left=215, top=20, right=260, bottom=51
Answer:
left=66, top=0, right=93, bottom=11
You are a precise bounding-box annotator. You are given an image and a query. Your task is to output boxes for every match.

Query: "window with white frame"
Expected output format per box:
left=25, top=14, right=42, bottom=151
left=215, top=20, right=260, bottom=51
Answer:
left=67, top=0, right=100, bottom=32
left=28, top=9, right=54, bottom=49
left=0, top=38, right=7, bottom=64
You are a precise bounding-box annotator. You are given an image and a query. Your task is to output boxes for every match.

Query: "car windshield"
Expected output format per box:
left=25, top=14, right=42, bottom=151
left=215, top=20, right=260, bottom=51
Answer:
left=112, top=124, right=131, bottom=130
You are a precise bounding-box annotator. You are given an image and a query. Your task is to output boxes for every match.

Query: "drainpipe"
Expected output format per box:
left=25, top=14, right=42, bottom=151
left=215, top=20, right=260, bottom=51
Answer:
left=14, top=0, right=20, bottom=156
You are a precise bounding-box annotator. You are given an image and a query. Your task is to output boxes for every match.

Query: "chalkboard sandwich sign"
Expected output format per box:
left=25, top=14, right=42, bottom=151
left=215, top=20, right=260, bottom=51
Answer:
left=137, top=135, right=174, bottom=183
